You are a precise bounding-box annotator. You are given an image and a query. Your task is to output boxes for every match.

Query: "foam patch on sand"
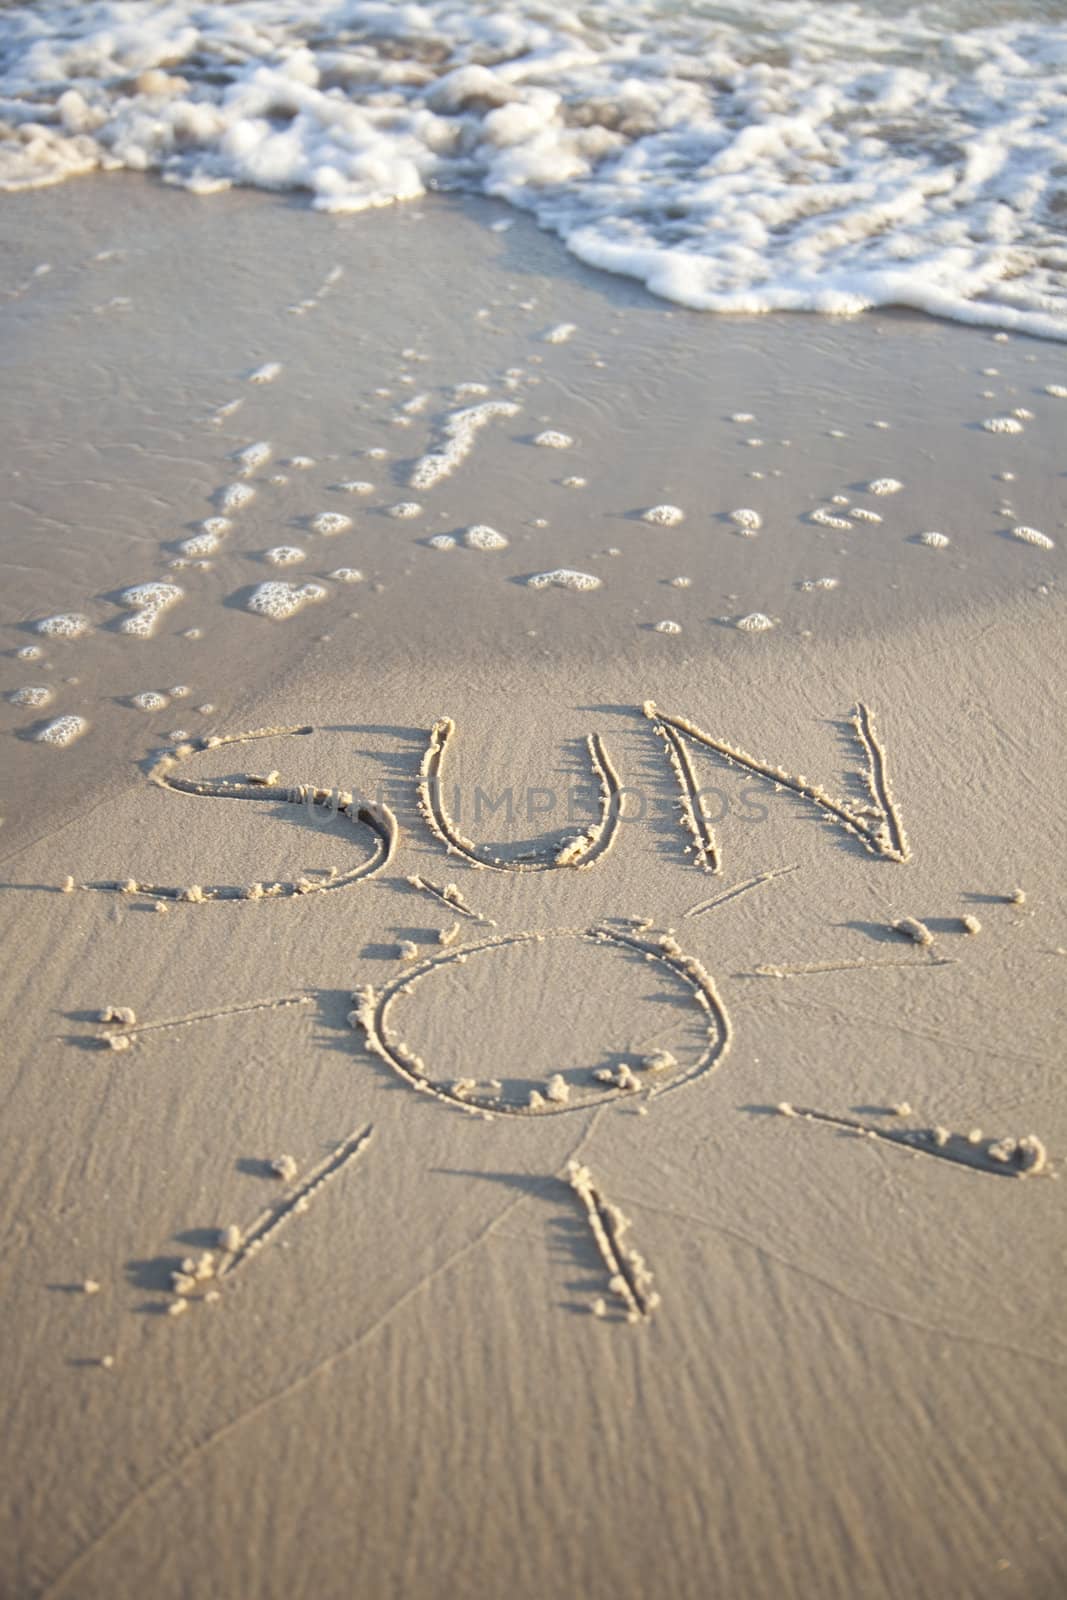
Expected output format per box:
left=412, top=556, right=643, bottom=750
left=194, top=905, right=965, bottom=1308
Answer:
left=219, top=482, right=255, bottom=513
left=34, top=713, right=88, bottom=746
left=527, top=569, right=601, bottom=591
left=1011, top=525, right=1054, bottom=549
left=410, top=400, right=520, bottom=490
left=9, top=685, right=55, bottom=708
left=116, top=581, right=183, bottom=637
left=245, top=580, right=327, bottom=619
left=463, top=524, right=508, bottom=551
left=311, top=512, right=352, bottom=536
left=642, top=505, right=685, bottom=527
left=36, top=612, right=90, bottom=639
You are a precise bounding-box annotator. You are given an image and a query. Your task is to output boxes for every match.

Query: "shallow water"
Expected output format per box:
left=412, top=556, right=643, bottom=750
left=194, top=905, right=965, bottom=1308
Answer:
left=1, top=0, right=1065, bottom=335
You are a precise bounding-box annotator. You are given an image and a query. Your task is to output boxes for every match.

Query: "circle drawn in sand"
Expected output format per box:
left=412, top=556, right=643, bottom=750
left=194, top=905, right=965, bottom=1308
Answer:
left=352, top=923, right=732, bottom=1119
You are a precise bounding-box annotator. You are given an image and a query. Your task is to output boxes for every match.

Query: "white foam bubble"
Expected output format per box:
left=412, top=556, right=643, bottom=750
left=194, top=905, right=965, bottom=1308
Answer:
left=246, top=580, right=327, bottom=620
left=248, top=363, right=282, bottom=385
left=735, top=612, right=775, bottom=632
left=983, top=416, right=1024, bottom=434
left=561, top=476, right=587, bottom=488
left=410, top=400, right=520, bottom=490
left=288, top=456, right=316, bottom=470
left=799, top=577, right=840, bottom=590
left=9, top=685, right=54, bottom=708
left=527, top=569, right=602, bottom=591
left=542, top=323, right=577, bottom=344
left=1012, top=525, right=1054, bottom=549
left=918, top=530, right=951, bottom=548
left=35, top=714, right=88, bottom=747
left=729, top=508, right=762, bottom=533
left=388, top=502, right=423, bottom=519
left=219, top=482, right=254, bottom=513
left=338, top=481, right=374, bottom=495
left=311, top=512, right=352, bottom=536
left=117, top=581, right=183, bottom=637
left=328, top=567, right=363, bottom=583
left=642, top=505, right=685, bottom=527
left=178, top=530, right=222, bottom=557
left=234, top=440, right=272, bottom=476
left=533, top=430, right=574, bottom=450
left=36, top=613, right=90, bottom=639
left=464, top=524, right=508, bottom=551
left=210, top=398, right=243, bottom=424
left=131, top=690, right=169, bottom=711
left=428, top=534, right=456, bottom=551
left=811, top=508, right=852, bottom=530
left=654, top=619, right=682, bottom=634
left=867, top=478, right=904, bottom=495
left=16, top=644, right=43, bottom=661
left=849, top=507, right=883, bottom=523
left=1044, top=384, right=1067, bottom=398
left=265, top=545, right=306, bottom=566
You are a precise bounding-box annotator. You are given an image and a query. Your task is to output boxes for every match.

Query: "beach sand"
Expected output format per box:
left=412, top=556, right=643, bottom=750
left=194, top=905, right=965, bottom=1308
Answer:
left=1, top=175, right=1065, bottom=1599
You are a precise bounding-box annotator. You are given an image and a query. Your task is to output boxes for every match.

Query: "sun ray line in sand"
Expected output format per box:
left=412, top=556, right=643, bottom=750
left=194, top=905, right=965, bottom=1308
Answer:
left=683, top=863, right=800, bottom=918
left=743, top=956, right=956, bottom=978
left=85, top=993, right=312, bottom=1049
left=38, top=1112, right=604, bottom=1600
left=406, top=874, right=495, bottom=924
left=851, top=701, right=911, bottom=862
left=214, top=1126, right=375, bottom=1284
left=566, top=1160, right=660, bottom=1322
left=417, top=717, right=622, bottom=872
left=350, top=924, right=732, bottom=1118
left=644, top=700, right=910, bottom=868
left=70, top=726, right=398, bottom=903
left=773, top=1103, right=1050, bottom=1179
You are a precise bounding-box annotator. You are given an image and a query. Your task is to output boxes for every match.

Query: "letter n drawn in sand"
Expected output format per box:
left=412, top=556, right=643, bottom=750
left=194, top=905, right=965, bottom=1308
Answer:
left=644, top=700, right=910, bottom=873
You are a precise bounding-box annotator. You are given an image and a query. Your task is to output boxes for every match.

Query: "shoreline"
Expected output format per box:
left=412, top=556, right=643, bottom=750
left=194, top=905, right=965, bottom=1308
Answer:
left=2, top=175, right=1062, bottom=855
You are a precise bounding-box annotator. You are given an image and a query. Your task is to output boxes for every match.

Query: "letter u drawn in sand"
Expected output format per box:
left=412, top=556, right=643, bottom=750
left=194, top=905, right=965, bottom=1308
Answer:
left=417, top=717, right=623, bottom=872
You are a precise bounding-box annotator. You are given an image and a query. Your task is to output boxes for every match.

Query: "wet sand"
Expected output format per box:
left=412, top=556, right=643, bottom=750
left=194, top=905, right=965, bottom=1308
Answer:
left=1, top=175, right=1065, bottom=1600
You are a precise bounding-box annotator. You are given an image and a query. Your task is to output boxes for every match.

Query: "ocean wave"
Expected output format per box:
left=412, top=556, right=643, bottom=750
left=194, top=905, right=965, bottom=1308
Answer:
left=2, top=0, right=1066, bottom=337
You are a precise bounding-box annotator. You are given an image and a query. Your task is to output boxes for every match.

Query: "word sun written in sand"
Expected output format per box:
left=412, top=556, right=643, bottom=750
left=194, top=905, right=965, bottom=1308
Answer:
left=61, top=701, right=1051, bottom=1331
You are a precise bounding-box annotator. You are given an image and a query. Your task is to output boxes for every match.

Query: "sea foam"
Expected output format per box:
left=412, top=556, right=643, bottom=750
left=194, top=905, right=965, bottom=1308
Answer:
left=527, top=569, right=601, bottom=591
left=1, top=2, right=1066, bottom=339
left=35, top=713, right=88, bottom=746
left=117, top=581, right=183, bottom=637
left=246, top=580, right=327, bottom=619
